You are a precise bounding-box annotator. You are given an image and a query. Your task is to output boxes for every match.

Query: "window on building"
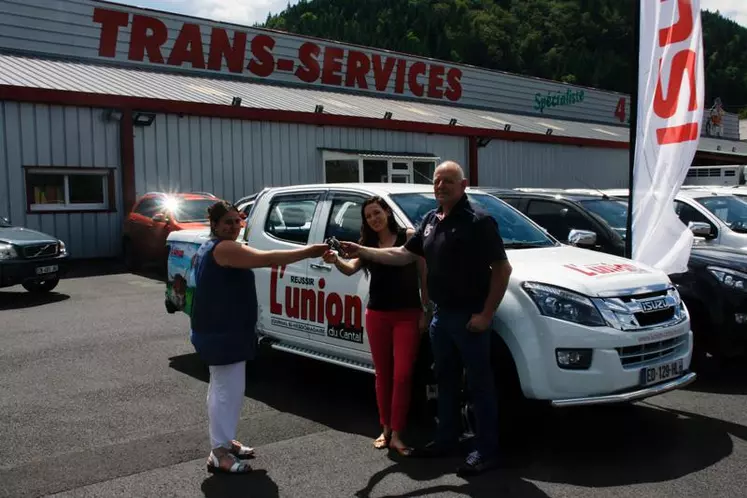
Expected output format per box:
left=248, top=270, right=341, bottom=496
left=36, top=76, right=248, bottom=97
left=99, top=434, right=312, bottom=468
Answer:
left=264, top=194, right=319, bottom=245
left=322, top=151, right=439, bottom=185
left=26, top=168, right=113, bottom=212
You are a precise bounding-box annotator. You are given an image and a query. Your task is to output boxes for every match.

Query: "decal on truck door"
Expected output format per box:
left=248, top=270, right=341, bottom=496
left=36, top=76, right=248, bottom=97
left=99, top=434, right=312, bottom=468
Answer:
left=270, top=264, right=364, bottom=343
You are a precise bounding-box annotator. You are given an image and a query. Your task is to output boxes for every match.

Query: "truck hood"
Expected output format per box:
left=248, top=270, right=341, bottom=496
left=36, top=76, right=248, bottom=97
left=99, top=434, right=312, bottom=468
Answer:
left=508, top=245, right=670, bottom=297
left=0, top=226, right=58, bottom=245
left=689, top=245, right=747, bottom=273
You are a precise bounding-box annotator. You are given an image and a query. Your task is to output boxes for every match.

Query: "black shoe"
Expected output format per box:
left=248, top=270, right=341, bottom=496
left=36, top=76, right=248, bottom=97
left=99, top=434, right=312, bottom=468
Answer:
left=456, top=450, right=500, bottom=477
left=409, top=440, right=458, bottom=458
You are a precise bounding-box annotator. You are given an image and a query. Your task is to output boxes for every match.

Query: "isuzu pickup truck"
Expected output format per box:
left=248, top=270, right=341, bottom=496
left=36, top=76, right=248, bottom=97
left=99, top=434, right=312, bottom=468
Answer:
left=164, top=183, right=696, bottom=416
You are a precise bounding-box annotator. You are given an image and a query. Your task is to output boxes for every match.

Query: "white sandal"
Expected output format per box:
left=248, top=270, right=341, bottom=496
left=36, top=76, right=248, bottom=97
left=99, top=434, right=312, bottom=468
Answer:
left=230, top=440, right=255, bottom=459
left=206, top=451, right=251, bottom=474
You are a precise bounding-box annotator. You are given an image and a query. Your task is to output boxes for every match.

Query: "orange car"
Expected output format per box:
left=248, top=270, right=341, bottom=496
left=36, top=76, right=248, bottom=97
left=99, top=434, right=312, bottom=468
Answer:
left=122, top=191, right=221, bottom=269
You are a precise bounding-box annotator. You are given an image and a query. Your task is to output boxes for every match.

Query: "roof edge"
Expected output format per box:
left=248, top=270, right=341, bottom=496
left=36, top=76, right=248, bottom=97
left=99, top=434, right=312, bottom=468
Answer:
left=0, top=85, right=630, bottom=150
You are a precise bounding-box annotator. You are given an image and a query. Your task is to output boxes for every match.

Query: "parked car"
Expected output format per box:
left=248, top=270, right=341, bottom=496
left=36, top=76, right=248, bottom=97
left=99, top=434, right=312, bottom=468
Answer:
left=485, top=188, right=747, bottom=363
left=0, top=215, right=69, bottom=292
left=602, top=187, right=747, bottom=252
left=164, top=183, right=696, bottom=429
left=122, top=191, right=219, bottom=270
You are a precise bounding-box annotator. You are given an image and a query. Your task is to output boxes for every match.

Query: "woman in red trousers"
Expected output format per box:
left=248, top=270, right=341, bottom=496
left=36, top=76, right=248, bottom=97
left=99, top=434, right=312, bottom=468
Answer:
left=323, top=196, right=429, bottom=456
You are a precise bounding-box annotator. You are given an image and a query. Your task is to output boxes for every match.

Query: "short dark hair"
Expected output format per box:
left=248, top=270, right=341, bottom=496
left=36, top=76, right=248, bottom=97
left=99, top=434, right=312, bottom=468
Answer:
left=207, top=200, right=238, bottom=234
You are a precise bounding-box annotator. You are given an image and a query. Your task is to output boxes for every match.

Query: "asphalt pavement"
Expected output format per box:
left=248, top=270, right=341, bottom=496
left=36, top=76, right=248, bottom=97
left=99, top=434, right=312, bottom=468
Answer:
left=1, top=266, right=746, bottom=498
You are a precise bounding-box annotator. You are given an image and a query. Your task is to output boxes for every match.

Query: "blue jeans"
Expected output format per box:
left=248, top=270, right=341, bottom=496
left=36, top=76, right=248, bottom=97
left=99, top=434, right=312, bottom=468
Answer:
left=429, top=307, right=499, bottom=457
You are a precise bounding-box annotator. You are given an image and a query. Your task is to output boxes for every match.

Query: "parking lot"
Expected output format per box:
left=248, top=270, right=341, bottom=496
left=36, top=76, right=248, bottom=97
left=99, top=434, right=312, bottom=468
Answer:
left=2, top=267, right=747, bottom=498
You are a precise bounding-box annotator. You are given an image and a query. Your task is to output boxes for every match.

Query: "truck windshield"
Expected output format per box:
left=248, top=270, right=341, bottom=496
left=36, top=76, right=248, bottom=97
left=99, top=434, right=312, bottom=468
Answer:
left=696, top=195, right=747, bottom=232
left=577, top=199, right=628, bottom=238
left=389, top=192, right=557, bottom=248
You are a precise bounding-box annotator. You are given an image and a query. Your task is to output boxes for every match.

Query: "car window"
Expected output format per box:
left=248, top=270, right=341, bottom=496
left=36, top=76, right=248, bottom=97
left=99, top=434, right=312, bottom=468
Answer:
left=500, top=197, right=523, bottom=209
left=695, top=195, right=747, bottom=231
left=264, top=195, right=318, bottom=244
left=390, top=192, right=555, bottom=248
left=324, top=195, right=366, bottom=243
left=134, top=198, right=159, bottom=217
left=526, top=200, right=595, bottom=242
left=172, top=199, right=215, bottom=222
left=674, top=200, right=712, bottom=226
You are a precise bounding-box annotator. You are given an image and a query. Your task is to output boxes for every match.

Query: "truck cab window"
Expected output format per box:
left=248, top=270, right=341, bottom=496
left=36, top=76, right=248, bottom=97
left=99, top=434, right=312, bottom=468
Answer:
left=674, top=200, right=712, bottom=226
left=325, top=196, right=366, bottom=242
left=526, top=200, right=595, bottom=241
left=264, top=196, right=318, bottom=244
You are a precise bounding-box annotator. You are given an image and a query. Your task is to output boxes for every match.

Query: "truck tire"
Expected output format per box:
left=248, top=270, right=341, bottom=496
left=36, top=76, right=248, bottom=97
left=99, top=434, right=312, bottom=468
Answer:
left=22, top=277, right=60, bottom=293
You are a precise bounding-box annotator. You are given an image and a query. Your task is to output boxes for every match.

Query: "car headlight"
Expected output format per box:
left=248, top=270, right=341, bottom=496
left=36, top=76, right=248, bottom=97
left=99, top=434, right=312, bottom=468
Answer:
left=522, top=282, right=607, bottom=326
left=0, top=242, right=18, bottom=260
left=707, top=266, right=747, bottom=292
left=58, top=241, right=67, bottom=256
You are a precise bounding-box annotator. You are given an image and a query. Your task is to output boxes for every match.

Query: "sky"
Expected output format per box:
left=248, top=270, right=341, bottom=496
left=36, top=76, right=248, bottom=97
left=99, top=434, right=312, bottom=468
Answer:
left=122, top=0, right=747, bottom=28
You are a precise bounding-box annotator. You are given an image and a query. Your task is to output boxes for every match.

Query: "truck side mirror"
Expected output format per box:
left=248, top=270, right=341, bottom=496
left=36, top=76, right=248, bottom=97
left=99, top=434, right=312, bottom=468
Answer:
left=153, top=212, right=169, bottom=223
left=688, top=221, right=713, bottom=238
left=1, top=216, right=9, bottom=224
left=568, top=229, right=597, bottom=247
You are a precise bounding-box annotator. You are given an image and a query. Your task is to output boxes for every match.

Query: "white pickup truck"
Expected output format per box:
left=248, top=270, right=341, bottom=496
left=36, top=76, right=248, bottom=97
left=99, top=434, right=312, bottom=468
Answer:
left=164, top=183, right=696, bottom=416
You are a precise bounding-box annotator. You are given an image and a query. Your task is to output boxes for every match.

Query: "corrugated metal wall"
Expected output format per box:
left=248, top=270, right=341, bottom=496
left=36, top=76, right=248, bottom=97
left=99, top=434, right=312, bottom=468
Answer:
left=133, top=114, right=468, bottom=201
left=477, top=140, right=629, bottom=189
left=0, top=102, right=122, bottom=258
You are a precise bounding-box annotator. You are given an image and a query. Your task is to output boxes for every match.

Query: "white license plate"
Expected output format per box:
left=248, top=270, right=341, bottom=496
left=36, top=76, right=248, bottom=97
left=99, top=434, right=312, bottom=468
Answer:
left=640, top=358, right=684, bottom=386
left=36, top=265, right=58, bottom=275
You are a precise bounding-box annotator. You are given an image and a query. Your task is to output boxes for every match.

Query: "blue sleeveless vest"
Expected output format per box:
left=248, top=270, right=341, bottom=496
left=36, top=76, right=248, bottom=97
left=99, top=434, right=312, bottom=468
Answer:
left=190, top=238, right=258, bottom=365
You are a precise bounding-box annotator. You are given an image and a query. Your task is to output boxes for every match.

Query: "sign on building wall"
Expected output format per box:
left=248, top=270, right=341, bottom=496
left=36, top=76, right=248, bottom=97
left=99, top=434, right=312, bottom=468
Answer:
left=0, top=0, right=738, bottom=137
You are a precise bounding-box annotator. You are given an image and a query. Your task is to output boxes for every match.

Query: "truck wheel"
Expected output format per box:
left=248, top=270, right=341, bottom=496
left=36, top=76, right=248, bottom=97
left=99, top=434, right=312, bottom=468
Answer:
left=408, top=334, right=439, bottom=431
left=489, top=333, right=530, bottom=448
left=22, top=277, right=60, bottom=293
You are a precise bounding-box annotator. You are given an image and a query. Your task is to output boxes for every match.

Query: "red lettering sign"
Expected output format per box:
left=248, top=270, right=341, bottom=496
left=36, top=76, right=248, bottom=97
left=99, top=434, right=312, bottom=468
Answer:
left=91, top=7, right=464, bottom=102
left=653, top=0, right=700, bottom=145
left=564, top=262, right=646, bottom=276
left=270, top=265, right=363, bottom=330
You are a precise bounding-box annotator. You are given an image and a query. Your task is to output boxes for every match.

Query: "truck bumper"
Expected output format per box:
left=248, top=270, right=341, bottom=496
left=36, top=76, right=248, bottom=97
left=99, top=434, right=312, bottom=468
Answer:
left=0, top=256, right=69, bottom=288
left=550, top=371, right=697, bottom=407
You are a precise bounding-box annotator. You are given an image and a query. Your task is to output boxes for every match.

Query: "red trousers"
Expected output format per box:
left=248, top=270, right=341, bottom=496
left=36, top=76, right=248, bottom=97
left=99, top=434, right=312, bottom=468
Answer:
left=365, top=308, right=422, bottom=432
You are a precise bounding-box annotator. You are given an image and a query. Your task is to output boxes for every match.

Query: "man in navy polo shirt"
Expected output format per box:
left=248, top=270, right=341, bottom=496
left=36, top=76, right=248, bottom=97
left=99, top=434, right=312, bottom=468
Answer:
left=340, top=161, right=512, bottom=476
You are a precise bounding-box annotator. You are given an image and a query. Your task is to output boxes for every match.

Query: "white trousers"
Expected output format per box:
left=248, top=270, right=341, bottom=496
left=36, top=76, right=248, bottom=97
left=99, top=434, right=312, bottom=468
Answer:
left=207, top=360, right=246, bottom=449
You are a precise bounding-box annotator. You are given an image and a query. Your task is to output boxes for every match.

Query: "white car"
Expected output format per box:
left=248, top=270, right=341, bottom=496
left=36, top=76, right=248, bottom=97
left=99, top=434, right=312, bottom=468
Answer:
left=165, top=183, right=696, bottom=415
left=603, top=187, right=747, bottom=251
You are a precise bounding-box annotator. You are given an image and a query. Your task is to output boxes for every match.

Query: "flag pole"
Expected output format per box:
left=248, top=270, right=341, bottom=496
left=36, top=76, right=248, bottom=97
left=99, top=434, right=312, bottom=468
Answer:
left=626, top=0, right=640, bottom=259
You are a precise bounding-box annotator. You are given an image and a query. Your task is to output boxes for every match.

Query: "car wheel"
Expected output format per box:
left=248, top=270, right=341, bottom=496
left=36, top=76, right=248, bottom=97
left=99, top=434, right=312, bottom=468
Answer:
left=22, top=277, right=60, bottom=293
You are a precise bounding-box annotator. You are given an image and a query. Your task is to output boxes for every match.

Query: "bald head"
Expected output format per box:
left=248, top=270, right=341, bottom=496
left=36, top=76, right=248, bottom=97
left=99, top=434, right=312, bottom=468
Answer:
left=435, top=161, right=465, bottom=181
left=433, top=160, right=467, bottom=210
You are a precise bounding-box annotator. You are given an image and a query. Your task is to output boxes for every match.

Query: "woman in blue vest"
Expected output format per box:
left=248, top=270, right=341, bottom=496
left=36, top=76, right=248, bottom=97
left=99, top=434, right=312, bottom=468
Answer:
left=191, top=200, right=328, bottom=474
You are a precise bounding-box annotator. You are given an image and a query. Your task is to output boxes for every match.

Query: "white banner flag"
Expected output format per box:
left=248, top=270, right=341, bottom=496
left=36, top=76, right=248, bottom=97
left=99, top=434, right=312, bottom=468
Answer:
left=632, top=0, right=705, bottom=274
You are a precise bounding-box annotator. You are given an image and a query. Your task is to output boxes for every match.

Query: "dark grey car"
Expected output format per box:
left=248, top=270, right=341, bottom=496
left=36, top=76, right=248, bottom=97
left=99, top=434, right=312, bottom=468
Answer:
left=0, top=216, right=69, bottom=293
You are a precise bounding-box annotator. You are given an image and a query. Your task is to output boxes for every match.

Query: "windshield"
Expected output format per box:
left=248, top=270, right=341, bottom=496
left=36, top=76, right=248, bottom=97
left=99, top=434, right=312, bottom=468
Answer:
left=389, top=192, right=557, bottom=248
left=170, top=199, right=215, bottom=222
left=696, top=195, right=747, bottom=232
left=578, top=199, right=628, bottom=237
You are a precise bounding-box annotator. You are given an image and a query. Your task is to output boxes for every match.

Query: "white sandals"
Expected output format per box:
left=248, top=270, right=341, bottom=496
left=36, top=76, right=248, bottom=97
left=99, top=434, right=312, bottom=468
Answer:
left=206, top=451, right=252, bottom=474
left=230, top=440, right=255, bottom=459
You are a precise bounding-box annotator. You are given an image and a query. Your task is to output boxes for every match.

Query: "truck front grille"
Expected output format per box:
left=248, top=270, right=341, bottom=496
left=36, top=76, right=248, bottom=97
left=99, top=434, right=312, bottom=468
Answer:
left=594, top=286, right=685, bottom=331
left=22, top=243, right=58, bottom=259
left=616, top=334, right=688, bottom=368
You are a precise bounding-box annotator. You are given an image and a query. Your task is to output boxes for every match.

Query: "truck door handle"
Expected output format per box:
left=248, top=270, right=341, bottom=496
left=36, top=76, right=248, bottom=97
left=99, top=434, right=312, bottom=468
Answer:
left=310, top=263, right=332, bottom=271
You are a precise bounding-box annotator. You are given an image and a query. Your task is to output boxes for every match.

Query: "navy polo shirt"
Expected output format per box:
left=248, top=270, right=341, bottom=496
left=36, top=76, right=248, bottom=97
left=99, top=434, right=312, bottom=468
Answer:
left=405, top=194, right=508, bottom=313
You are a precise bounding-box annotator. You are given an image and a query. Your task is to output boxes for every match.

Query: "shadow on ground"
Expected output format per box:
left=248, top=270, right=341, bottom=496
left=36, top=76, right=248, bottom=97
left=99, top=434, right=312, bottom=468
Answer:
left=201, top=469, right=279, bottom=498
left=0, top=290, right=70, bottom=310
left=170, top=346, right=744, bottom=496
left=62, top=257, right=166, bottom=283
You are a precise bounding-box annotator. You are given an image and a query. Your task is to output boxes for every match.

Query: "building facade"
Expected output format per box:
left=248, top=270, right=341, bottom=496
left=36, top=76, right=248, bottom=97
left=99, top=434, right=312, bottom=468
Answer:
left=0, top=0, right=745, bottom=259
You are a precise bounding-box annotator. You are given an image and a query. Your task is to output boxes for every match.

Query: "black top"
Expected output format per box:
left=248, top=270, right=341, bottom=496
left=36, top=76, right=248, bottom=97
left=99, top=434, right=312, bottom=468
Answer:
left=405, top=194, right=508, bottom=313
left=366, top=229, right=422, bottom=311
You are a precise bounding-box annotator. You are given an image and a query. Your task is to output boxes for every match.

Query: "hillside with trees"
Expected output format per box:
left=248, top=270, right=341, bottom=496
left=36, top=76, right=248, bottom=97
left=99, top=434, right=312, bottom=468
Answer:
left=262, top=0, right=747, bottom=117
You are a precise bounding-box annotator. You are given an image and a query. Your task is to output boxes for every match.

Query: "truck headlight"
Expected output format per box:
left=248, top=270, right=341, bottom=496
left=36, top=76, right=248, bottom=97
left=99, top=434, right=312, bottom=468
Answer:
left=707, top=266, right=747, bottom=292
left=59, top=241, right=67, bottom=256
left=522, top=282, right=607, bottom=327
left=0, top=242, right=18, bottom=260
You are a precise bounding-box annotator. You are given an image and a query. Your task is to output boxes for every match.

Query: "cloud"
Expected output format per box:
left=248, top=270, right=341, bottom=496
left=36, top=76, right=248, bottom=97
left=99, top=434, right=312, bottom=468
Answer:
left=701, top=0, right=747, bottom=28
left=135, top=0, right=299, bottom=25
